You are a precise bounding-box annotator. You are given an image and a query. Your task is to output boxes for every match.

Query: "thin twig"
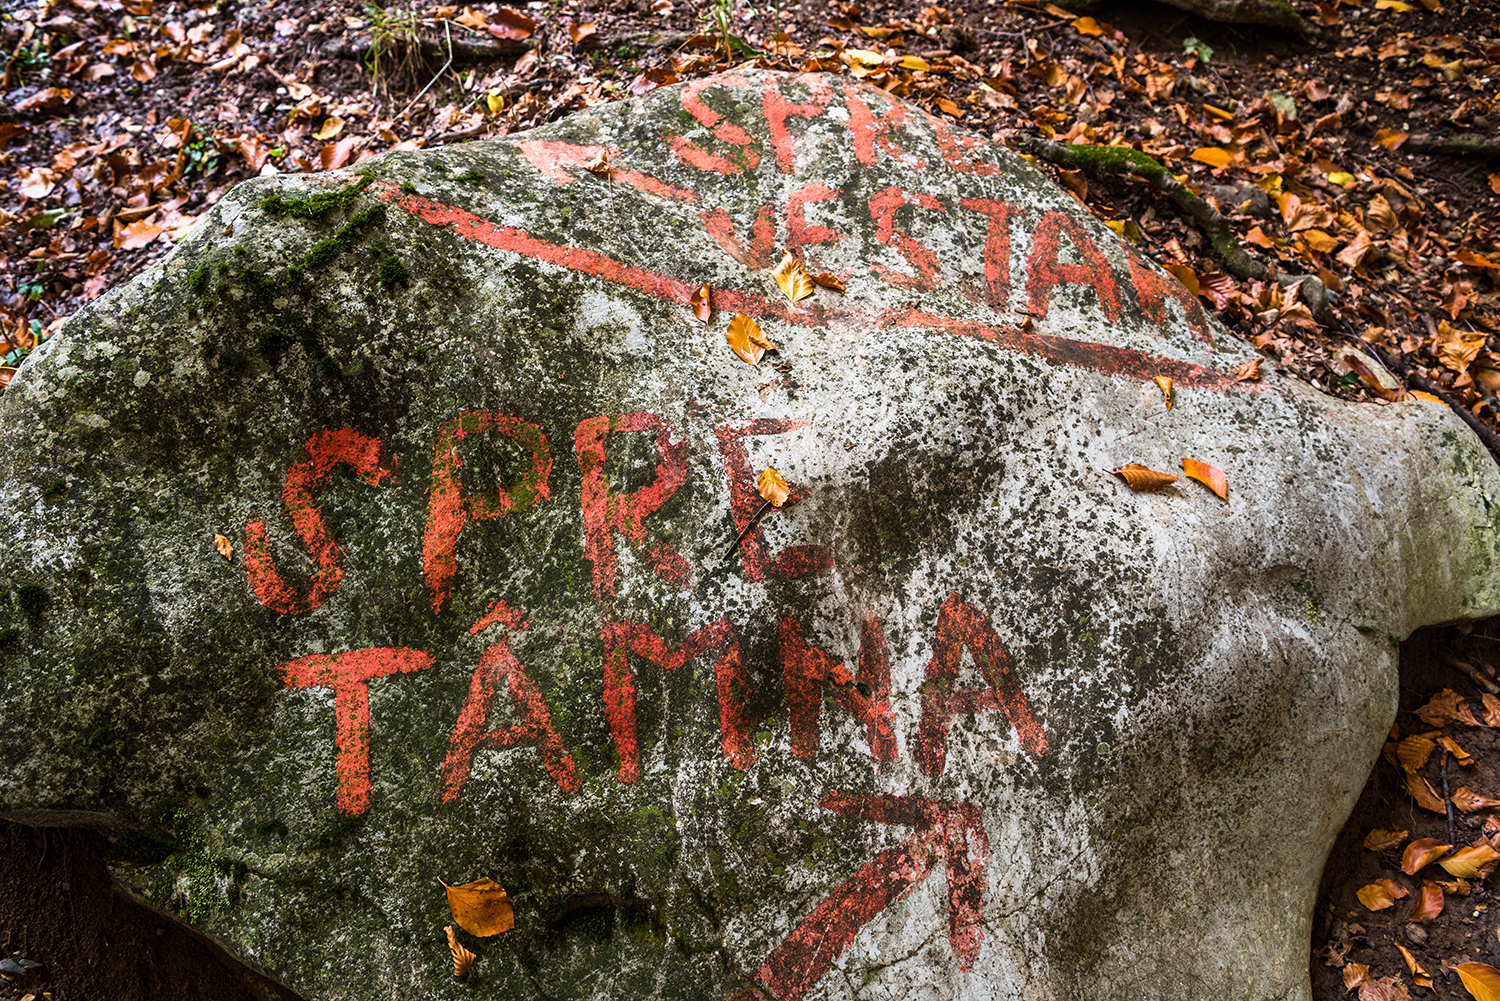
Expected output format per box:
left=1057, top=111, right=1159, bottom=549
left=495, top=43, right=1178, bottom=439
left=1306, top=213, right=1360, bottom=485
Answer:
left=724, top=499, right=771, bottom=562
left=1440, top=750, right=1458, bottom=848
left=393, top=19, right=453, bottom=124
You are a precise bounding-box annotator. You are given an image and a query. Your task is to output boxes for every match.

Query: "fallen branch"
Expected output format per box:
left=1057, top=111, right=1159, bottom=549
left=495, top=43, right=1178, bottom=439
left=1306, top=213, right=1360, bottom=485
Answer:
left=1153, top=0, right=1327, bottom=43
left=1402, top=133, right=1500, bottom=159
left=1348, top=331, right=1500, bottom=465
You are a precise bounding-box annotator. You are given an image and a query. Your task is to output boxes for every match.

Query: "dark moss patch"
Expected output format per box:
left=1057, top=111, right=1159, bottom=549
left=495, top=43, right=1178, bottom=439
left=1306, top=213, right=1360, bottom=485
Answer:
left=378, top=254, right=410, bottom=290
left=456, top=168, right=486, bottom=183
left=15, top=583, right=47, bottom=618
left=304, top=204, right=388, bottom=268
left=41, top=477, right=66, bottom=499
left=258, top=171, right=374, bottom=220
left=0, top=626, right=17, bottom=646
left=187, top=263, right=211, bottom=293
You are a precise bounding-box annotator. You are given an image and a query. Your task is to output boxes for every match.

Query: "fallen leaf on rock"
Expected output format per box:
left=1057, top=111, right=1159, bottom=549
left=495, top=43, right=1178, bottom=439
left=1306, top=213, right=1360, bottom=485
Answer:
left=1401, top=837, right=1452, bottom=875
left=1406, top=772, right=1448, bottom=813
left=1357, top=878, right=1409, bottom=911
left=1154, top=375, right=1173, bottom=409
left=1455, top=962, right=1500, bottom=1001
left=442, top=877, right=515, bottom=936
left=756, top=467, right=790, bottom=508
left=1417, top=689, right=1481, bottom=727
left=690, top=282, right=711, bottom=324
left=772, top=252, right=814, bottom=304
left=1409, top=881, right=1445, bottom=921
left=810, top=272, right=845, bottom=292
left=1483, top=693, right=1500, bottom=726
left=1438, top=844, right=1500, bottom=878
left=1235, top=357, right=1263, bottom=381
left=1360, top=975, right=1410, bottom=1001
left=1440, top=735, right=1475, bottom=766
left=582, top=149, right=609, bottom=175
left=1397, top=735, right=1436, bottom=773
left=1113, top=464, right=1178, bottom=492
left=726, top=313, right=774, bottom=365
left=213, top=533, right=233, bottom=561
left=445, top=925, right=476, bottom=977
left=1394, top=941, right=1432, bottom=989
left=1182, top=457, right=1227, bottom=500
left=1364, top=828, right=1409, bottom=851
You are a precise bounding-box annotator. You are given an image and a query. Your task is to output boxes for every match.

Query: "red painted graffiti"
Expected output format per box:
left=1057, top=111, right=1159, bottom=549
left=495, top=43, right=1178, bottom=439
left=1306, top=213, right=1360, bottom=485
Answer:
left=928, top=117, right=1007, bottom=177
left=786, top=184, right=847, bottom=259
left=713, top=418, right=833, bottom=582
left=512, top=139, right=698, bottom=202
left=869, top=186, right=946, bottom=290
left=917, top=592, right=1047, bottom=776
left=959, top=197, right=1019, bottom=311
left=846, top=90, right=926, bottom=170
left=280, top=646, right=437, bottom=815
left=670, top=75, right=762, bottom=175
left=763, top=75, right=834, bottom=173
left=781, top=616, right=897, bottom=762
left=423, top=410, right=553, bottom=615
left=438, top=603, right=582, bottom=803
left=1026, top=210, right=1124, bottom=323
left=601, top=618, right=754, bottom=783
left=244, top=428, right=399, bottom=615
left=575, top=411, right=690, bottom=598
left=732, top=790, right=990, bottom=1001
left=1124, top=247, right=1214, bottom=343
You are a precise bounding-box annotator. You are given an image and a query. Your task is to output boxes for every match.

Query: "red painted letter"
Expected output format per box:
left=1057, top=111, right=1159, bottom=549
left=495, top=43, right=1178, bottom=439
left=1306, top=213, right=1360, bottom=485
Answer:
left=280, top=647, right=436, bottom=816
left=869, top=186, right=946, bottom=291
left=781, top=617, right=897, bottom=762
left=669, top=75, right=762, bottom=175
left=763, top=74, right=833, bottom=173
left=846, top=91, right=926, bottom=169
left=1025, top=211, right=1123, bottom=323
left=786, top=184, right=846, bottom=257
left=575, top=411, right=690, bottom=598
left=423, top=410, right=553, bottom=614
left=1124, top=249, right=1213, bottom=343
left=244, top=428, right=398, bottom=615
left=602, top=619, right=754, bottom=783
left=714, top=419, right=833, bottom=582
left=959, top=197, right=1019, bottom=311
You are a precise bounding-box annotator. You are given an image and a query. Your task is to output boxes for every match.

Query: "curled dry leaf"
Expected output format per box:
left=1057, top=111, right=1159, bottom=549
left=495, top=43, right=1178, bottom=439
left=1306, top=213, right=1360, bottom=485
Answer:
left=1113, top=464, right=1179, bottom=492
left=1453, top=787, right=1500, bottom=813
left=756, top=467, right=791, bottom=508
left=1455, top=962, right=1500, bottom=1001
left=772, top=251, right=815, bottom=304
left=1408, top=881, right=1445, bottom=922
left=1482, top=693, right=1500, bottom=727
left=1154, top=375, right=1173, bottom=409
left=442, top=877, right=515, bottom=936
left=1182, top=457, right=1228, bottom=500
left=213, top=533, right=234, bottom=561
left=581, top=149, right=610, bottom=175
left=690, top=282, right=711, bottom=325
left=1417, top=689, right=1481, bottom=727
left=1397, top=735, right=1436, bottom=773
left=1401, top=837, right=1452, bottom=875
left=1441, top=735, right=1476, bottom=766
left=1344, top=963, right=1370, bottom=991
left=1356, top=878, right=1409, bottom=911
left=1364, top=828, right=1408, bottom=852
left=1359, top=975, right=1410, bottom=1001
left=1439, top=877, right=1472, bottom=895
left=1235, top=357, right=1263, bottom=382
left=1393, top=941, right=1432, bottom=989
left=810, top=272, right=845, bottom=292
left=726, top=313, right=774, bottom=365
left=1438, top=844, right=1500, bottom=879
left=445, top=925, right=476, bottom=977
left=1406, top=772, right=1448, bottom=814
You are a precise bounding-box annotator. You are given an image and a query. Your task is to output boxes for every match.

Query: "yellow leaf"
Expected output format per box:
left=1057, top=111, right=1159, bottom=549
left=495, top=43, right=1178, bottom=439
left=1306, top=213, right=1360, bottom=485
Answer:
left=772, top=252, right=815, bottom=304
left=1300, top=229, right=1340, bottom=253
left=1154, top=375, right=1173, bottom=409
left=1440, top=735, right=1475, bottom=766
left=1401, top=837, right=1451, bottom=875
left=1410, top=390, right=1446, bottom=404
left=1164, top=264, right=1198, bottom=295
left=213, top=533, right=234, bottom=561
left=1363, top=828, right=1408, bottom=851
left=312, top=116, right=345, bottom=140
left=486, top=89, right=505, bottom=114
left=1439, top=844, right=1500, bottom=878
left=1072, top=15, right=1103, bottom=36
left=1202, top=103, right=1234, bottom=121
left=846, top=47, right=885, bottom=67
left=898, top=55, right=929, bottom=71
left=1190, top=147, right=1235, bottom=168
left=1328, top=171, right=1355, bottom=186
left=756, top=467, right=790, bottom=508
left=1375, top=0, right=1413, bottom=9
left=1455, top=962, right=1500, bottom=1001
left=726, top=313, right=773, bottom=365
left=442, top=877, right=515, bottom=937
left=1397, top=735, right=1436, bottom=773
left=1113, top=464, right=1179, bottom=492
left=690, top=282, right=711, bottom=324
left=1356, top=878, right=1409, bottom=911
left=445, top=925, right=476, bottom=977
left=1182, top=457, right=1228, bottom=501
left=1374, top=128, right=1410, bottom=151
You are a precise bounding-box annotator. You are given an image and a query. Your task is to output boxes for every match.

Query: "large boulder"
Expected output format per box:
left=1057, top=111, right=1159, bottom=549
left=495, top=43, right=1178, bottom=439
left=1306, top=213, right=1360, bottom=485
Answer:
left=1, top=69, right=1497, bottom=1001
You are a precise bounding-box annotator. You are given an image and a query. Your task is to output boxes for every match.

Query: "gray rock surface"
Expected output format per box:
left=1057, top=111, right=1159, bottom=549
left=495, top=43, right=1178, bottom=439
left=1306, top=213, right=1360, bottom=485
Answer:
left=2, top=69, right=1498, bottom=1001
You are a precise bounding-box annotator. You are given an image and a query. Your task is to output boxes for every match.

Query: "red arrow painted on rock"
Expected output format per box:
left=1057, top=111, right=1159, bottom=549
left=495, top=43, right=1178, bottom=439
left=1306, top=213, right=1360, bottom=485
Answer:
left=731, top=790, right=989, bottom=1001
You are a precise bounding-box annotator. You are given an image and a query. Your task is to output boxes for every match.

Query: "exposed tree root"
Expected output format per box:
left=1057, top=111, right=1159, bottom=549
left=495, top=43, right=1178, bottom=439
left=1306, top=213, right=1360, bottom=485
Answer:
left=1354, top=335, right=1500, bottom=464
left=1403, top=134, right=1500, bottom=159
left=1152, top=0, right=1326, bottom=43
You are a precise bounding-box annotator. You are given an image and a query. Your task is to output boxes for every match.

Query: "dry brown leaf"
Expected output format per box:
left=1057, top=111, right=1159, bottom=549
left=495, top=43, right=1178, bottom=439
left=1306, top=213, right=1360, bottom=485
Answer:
left=582, top=149, right=609, bottom=175
left=1417, top=689, right=1481, bottom=727
left=1436, top=321, right=1488, bottom=373
left=1483, top=693, right=1500, bottom=727
left=1113, top=464, right=1179, bottom=492
left=756, top=467, right=790, bottom=508
left=213, top=533, right=233, bottom=561
left=1356, top=878, right=1409, bottom=911
left=1456, top=962, right=1500, bottom=1001
left=1406, top=772, right=1448, bottom=813
left=1154, top=375, right=1173, bottom=409
left=1401, top=837, right=1452, bottom=875
left=1345, top=963, right=1370, bottom=991
left=116, top=218, right=163, bottom=250
left=1409, top=881, right=1445, bottom=922
left=1182, top=457, right=1228, bottom=500
left=442, top=877, right=515, bottom=936
left=1393, top=941, right=1432, bottom=989
left=1359, top=975, right=1410, bottom=1001
left=1397, top=735, right=1436, bottom=773
left=1364, top=828, right=1409, bottom=852
left=1438, top=877, right=1471, bottom=895
left=488, top=6, right=536, bottom=39
left=1438, top=844, right=1500, bottom=878
left=810, top=272, right=845, bottom=292
left=1374, top=128, right=1410, bottom=151
left=690, top=282, right=711, bottom=325
left=726, top=313, right=773, bottom=365
left=772, top=252, right=815, bottom=304
left=445, top=925, right=476, bottom=977
left=1235, top=357, right=1263, bottom=382
left=1440, top=735, right=1475, bottom=766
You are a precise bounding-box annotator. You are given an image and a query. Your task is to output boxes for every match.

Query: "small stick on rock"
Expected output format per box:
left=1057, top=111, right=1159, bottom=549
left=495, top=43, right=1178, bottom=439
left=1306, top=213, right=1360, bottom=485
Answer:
left=724, top=499, right=771, bottom=562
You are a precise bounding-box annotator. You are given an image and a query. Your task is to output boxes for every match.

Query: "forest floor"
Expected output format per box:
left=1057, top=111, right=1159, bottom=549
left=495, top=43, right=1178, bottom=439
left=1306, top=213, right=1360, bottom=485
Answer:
left=4, top=0, right=1500, bottom=998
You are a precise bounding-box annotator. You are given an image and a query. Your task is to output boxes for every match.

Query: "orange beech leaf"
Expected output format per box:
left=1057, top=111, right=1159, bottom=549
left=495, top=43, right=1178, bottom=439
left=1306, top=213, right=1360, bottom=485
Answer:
left=1374, top=128, right=1409, bottom=151
left=1164, top=263, right=1198, bottom=294
left=1406, top=772, right=1447, bottom=813
left=1439, top=735, right=1475, bottom=766
left=1397, top=735, right=1436, bottom=773
left=1453, top=787, right=1500, bottom=813
left=810, top=272, right=845, bottom=292
left=442, top=877, right=515, bottom=936
left=1455, top=962, right=1500, bottom=1001
left=726, top=313, right=773, bottom=365
left=1438, top=844, right=1500, bottom=879
left=1190, top=147, right=1235, bottom=168
left=1154, top=375, right=1173, bottom=409
left=1483, top=693, right=1500, bottom=726
left=935, top=97, right=962, bottom=117
left=1182, top=457, right=1228, bottom=500
left=582, top=149, right=610, bottom=175
left=116, top=218, right=163, bottom=250
left=690, top=282, right=711, bottom=324
left=1072, top=15, right=1104, bottom=35
left=568, top=22, right=598, bottom=45
left=1345, top=963, right=1370, bottom=990
left=1436, top=321, right=1487, bottom=374
left=1439, top=877, right=1472, bottom=895
left=1360, top=975, right=1411, bottom=1001
left=1401, top=837, right=1451, bottom=875
left=1113, top=464, right=1179, bottom=492
left=1235, top=357, right=1263, bottom=382
left=1356, top=878, right=1408, bottom=911
left=756, top=467, right=791, bottom=508
left=1364, top=828, right=1409, bottom=852
left=1409, top=882, right=1445, bottom=921
left=445, top=925, right=476, bottom=977
left=1393, top=941, right=1432, bottom=989
left=488, top=6, right=536, bottom=39
left=772, top=252, right=815, bottom=304
left=1417, top=689, right=1480, bottom=727
left=213, top=533, right=234, bottom=561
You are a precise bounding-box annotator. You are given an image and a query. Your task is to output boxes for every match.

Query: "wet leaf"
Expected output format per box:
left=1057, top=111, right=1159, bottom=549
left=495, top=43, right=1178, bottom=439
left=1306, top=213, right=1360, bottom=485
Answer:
left=756, top=467, right=790, bottom=508
left=1113, top=464, right=1179, bottom=492
left=213, top=533, right=233, bottom=561
left=1182, top=457, right=1228, bottom=500
left=810, top=272, right=845, bottom=292
left=1452, top=787, right=1500, bottom=813
left=690, top=283, right=711, bottom=325
left=1345, top=963, right=1370, bottom=991
left=1356, top=878, right=1409, bottom=910
left=1407, top=772, right=1448, bottom=813
left=1417, top=689, right=1481, bottom=727
left=1409, top=881, right=1445, bottom=921
left=442, top=877, right=515, bottom=936
left=772, top=252, right=814, bottom=304
left=1397, top=735, right=1436, bottom=773
left=1438, top=844, right=1500, bottom=878
left=1401, top=837, right=1451, bottom=875
left=1439, top=735, right=1475, bottom=766
left=1235, top=357, right=1263, bottom=382
left=1482, top=693, right=1500, bottom=726
left=1393, top=941, right=1432, bottom=989
left=1455, top=962, right=1500, bottom=1001
left=445, top=925, right=476, bottom=977
left=1154, top=375, right=1173, bottom=409
left=1190, top=147, right=1235, bottom=168
left=726, top=313, right=773, bottom=365
left=488, top=7, right=536, bottom=39
left=1364, top=828, right=1409, bottom=852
